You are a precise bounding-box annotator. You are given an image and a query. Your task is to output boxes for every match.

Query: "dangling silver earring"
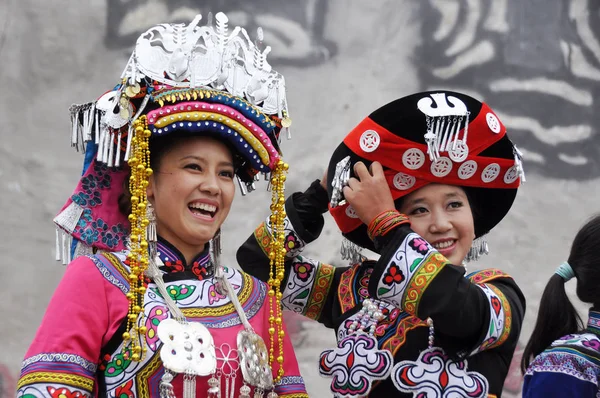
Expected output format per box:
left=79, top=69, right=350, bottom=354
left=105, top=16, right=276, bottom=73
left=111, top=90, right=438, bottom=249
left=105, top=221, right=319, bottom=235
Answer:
left=340, top=237, right=364, bottom=265
left=464, top=237, right=489, bottom=263
left=210, top=229, right=222, bottom=269
left=211, top=229, right=226, bottom=294
left=146, top=201, right=157, bottom=258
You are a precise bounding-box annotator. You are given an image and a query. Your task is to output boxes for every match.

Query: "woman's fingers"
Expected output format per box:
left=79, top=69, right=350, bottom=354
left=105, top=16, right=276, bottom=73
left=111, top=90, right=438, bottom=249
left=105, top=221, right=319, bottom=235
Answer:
left=353, top=161, right=371, bottom=181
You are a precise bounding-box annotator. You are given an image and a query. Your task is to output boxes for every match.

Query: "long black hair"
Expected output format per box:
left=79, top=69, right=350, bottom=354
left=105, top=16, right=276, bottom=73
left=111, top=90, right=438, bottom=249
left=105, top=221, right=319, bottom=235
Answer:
left=521, top=214, right=600, bottom=373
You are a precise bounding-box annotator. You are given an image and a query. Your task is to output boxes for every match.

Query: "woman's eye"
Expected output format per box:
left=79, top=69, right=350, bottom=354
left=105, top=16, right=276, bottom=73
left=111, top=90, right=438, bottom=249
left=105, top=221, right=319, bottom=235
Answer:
left=184, top=164, right=202, bottom=171
left=220, top=170, right=234, bottom=178
left=410, top=207, right=428, bottom=215
left=448, top=201, right=463, bottom=209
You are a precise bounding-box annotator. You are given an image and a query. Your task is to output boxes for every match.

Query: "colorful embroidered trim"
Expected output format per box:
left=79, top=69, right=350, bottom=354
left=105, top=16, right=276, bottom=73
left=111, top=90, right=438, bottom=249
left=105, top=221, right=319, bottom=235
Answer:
left=17, top=372, right=94, bottom=392
left=88, top=254, right=130, bottom=294
left=471, top=283, right=512, bottom=354
left=587, top=310, right=600, bottom=335
left=21, top=353, right=97, bottom=374
left=525, top=347, right=600, bottom=383
left=367, top=210, right=409, bottom=241
left=304, top=263, right=335, bottom=320
left=467, top=268, right=511, bottom=285
left=338, top=265, right=361, bottom=313
left=275, top=376, right=308, bottom=396
left=181, top=273, right=262, bottom=326
left=380, top=315, right=427, bottom=356
left=281, top=256, right=321, bottom=315
left=135, top=349, right=163, bottom=398
left=402, top=252, right=448, bottom=317
left=254, top=218, right=305, bottom=259
left=375, top=233, right=444, bottom=310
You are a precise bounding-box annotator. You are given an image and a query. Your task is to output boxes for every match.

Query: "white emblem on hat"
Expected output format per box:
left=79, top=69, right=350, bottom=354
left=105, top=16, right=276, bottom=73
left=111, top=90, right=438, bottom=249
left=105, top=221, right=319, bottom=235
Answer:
left=402, top=148, right=425, bottom=170
left=393, top=172, right=416, bottom=191
left=345, top=205, right=360, bottom=219
left=458, top=160, right=478, bottom=180
left=486, top=113, right=501, bottom=134
left=448, top=141, right=469, bottom=162
left=482, top=163, right=501, bottom=183
left=504, top=165, right=519, bottom=184
left=359, top=130, right=380, bottom=153
left=431, top=157, right=453, bottom=178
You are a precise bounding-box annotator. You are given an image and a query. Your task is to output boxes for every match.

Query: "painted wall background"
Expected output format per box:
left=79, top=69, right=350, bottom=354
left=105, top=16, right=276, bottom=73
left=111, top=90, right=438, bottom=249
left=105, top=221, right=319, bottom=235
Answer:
left=1, top=0, right=599, bottom=396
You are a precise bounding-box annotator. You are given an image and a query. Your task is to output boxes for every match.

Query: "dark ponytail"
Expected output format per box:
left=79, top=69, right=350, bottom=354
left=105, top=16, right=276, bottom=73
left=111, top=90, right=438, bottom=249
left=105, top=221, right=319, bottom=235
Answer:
left=521, top=214, right=600, bottom=373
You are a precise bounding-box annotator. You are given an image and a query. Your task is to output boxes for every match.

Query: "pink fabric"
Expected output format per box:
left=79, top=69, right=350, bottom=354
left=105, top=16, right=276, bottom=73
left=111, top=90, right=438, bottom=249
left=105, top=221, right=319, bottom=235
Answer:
left=19, top=256, right=306, bottom=397
left=55, top=159, right=130, bottom=252
left=24, top=256, right=128, bottom=366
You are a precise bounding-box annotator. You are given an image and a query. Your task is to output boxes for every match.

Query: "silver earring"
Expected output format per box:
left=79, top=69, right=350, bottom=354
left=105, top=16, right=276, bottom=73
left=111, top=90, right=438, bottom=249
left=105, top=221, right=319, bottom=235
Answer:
left=464, top=237, right=489, bottom=263
left=340, top=237, right=364, bottom=265
left=146, top=202, right=157, bottom=258
left=210, top=229, right=222, bottom=268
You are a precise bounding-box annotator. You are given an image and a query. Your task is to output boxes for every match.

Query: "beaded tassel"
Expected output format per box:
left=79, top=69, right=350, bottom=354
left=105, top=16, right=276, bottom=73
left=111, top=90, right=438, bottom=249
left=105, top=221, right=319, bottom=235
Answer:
left=266, top=161, right=288, bottom=383
left=122, top=115, right=152, bottom=361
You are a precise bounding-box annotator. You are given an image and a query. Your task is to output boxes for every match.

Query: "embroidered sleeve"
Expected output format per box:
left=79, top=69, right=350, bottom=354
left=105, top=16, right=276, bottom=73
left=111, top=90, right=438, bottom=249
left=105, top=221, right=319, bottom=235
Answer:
left=281, top=256, right=336, bottom=323
left=237, top=180, right=329, bottom=282
left=368, top=227, right=449, bottom=314
left=368, top=225, right=525, bottom=356
left=17, top=256, right=128, bottom=397
left=523, top=347, right=600, bottom=397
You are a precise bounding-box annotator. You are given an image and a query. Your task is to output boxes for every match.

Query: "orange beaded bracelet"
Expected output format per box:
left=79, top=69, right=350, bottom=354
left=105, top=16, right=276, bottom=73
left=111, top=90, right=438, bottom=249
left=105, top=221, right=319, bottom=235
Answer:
left=367, top=210, right=409, bottom=241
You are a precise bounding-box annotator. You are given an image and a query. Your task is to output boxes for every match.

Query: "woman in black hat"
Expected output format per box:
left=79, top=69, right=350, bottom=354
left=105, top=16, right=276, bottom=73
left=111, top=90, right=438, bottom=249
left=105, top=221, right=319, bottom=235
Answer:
left=238, top=91, right=526, bottom=397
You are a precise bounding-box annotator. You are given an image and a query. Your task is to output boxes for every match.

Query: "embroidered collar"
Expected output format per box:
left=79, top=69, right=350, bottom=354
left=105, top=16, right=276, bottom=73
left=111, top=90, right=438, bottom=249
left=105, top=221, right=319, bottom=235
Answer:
left=156, top=236, right=213, bottom=280
left=588, top=309, right=600, bottom=336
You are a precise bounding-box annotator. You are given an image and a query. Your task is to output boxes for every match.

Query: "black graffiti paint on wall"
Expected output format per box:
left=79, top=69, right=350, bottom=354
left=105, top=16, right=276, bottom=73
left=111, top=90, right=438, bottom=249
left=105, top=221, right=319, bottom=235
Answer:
left=104, top=0, right=336, bottom=67
left=418, top=0, right=600, bottom=179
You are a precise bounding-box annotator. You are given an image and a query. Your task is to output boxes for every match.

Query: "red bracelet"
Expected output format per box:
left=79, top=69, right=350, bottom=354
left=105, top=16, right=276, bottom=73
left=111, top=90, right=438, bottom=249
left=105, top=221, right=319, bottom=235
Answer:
left=367, top=210, right=409, bottom=241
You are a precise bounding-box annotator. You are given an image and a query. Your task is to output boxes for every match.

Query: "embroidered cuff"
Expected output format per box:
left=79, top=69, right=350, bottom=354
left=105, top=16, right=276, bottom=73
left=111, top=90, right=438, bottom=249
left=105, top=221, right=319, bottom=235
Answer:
left=281, top=257, right=335, bottom=320
left=369, top=231, right=448, bottom=316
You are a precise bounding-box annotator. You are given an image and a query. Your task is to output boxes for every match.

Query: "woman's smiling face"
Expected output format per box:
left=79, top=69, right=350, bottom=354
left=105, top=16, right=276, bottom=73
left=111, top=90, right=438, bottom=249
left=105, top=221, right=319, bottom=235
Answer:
left=147, top=136, right=235, bottom=261
left=399, top=183, right=475, bottom=265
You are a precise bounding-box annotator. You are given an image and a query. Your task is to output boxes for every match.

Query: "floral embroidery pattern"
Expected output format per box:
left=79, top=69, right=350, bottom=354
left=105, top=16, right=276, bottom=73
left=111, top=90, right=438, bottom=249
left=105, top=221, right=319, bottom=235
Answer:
left=74, top=217, right=127, bottom=249
left=208, top=284, right=226, bottom=305
left=284, top=232, right=299, bottom=253
left=103, top=351, right=132, bottom=378
left=469, top=283, right=511, bottom=355
left=47, top=386, right=87, bottom=398
left=293, top=262, right=314, bottom=282
left=255, top=218, right=306, bottom=259
left=382, top=263, right=405, bottom=286
left=114, top=380, right=134, bottom=398
left=145, top=306, right=169, bottom=351
left=375, top=232, right=438, bottom=309
left=392, top=347, right=489, bottom=397
left=402, top=252, right=448, bottom=316
left=151, top=284, right=197, bottom=302
left=281, top=256, right=320, bottom=314
left=409, top=237, right=430, bottom=255
left=320, top=333, right=393, bottom=397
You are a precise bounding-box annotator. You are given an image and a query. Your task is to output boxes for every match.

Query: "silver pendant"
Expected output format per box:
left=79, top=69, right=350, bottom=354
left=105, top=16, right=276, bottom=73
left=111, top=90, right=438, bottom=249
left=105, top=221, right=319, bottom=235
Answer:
left=157, top=318, right=217, bottom=375
left=237, top=330, right=274, bottom=390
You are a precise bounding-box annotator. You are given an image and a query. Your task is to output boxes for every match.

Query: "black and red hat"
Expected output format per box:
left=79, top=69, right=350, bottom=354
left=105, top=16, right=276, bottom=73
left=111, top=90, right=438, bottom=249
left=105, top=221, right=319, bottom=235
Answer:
left=327, top=91, right=524, bottom=252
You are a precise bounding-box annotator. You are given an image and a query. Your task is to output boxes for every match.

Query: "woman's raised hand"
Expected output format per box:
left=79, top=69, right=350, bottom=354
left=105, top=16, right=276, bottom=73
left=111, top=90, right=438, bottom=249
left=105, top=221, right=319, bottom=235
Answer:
left=342, top=161, right=395, bottom=225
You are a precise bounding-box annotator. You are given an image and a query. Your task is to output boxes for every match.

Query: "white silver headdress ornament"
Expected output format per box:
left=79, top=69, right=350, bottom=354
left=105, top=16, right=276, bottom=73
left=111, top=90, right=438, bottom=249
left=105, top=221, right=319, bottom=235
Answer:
left=417, top=93, right=470, bottom=164
left=68, top=12, right=290, bottom=167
